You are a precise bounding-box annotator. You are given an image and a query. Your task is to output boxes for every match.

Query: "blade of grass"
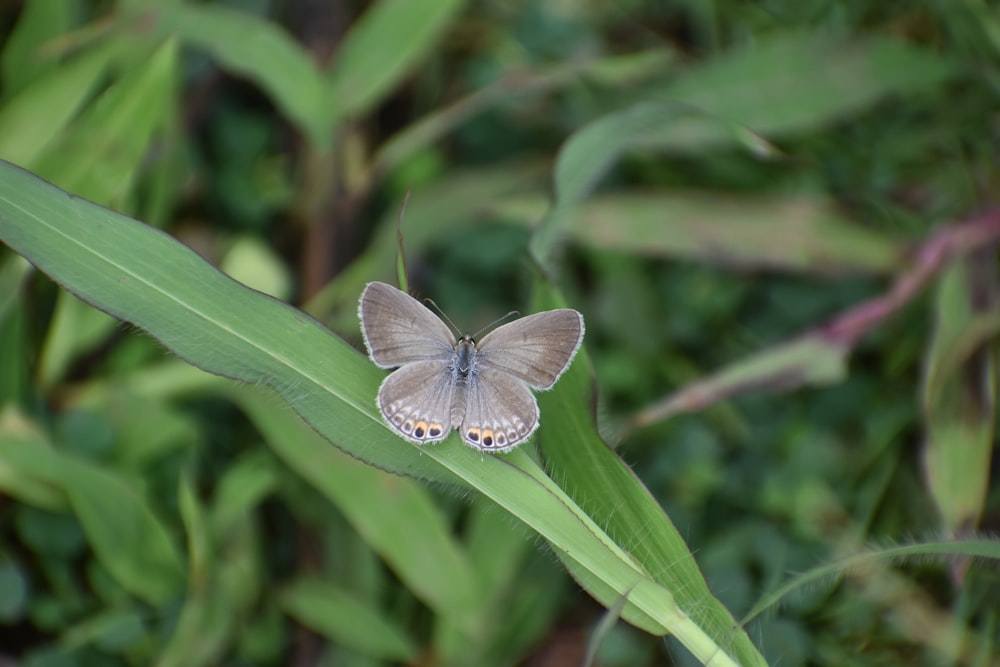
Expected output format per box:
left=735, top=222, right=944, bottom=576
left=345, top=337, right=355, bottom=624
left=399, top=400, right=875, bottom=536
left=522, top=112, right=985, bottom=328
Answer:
left=0, top=159, right=450, bottom=483
left=0, top=41, right=114, bottom=168
left=326, top=0, right=465, bottom=124
left=374, top=50, right=674, bottom=175
left=742, top=539, right=1000, bottom=625
left=32, top=39, right=176, bottom=206
left=0, top=161, right=764, bottom=666
left=633, top=211, right=1000, bottom=427
left=0, top=409, right=185, bottom=605
left=570, top=191, right=904, bottom=275
left=281, top=576, right=419, bottom=661
left=232, top=384, right=485, bottom=638
left=0, top=0, right=77, bottom=95
left=133, top=2, right=331, bottom=148
left=531, top=285, right=767, bottom=667
left=583, top=592, right=629, bottom=667
left=922, top=257, right=997, bottom=532
left=308, top=160, right=549, bottom=326
left=660, top=32, right=955, bottom=139
left=532, top=32, right=955, bottom=266
left=632, top=334, right=850, bottom=427
left=157, top=474, right=234, bottom=667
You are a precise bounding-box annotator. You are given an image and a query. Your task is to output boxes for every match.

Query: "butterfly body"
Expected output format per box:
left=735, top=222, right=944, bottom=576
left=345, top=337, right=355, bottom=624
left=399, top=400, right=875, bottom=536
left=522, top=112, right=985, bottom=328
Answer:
left=358, top=282, right=584, bottom=453
left=453, top=336, right=477, bottom=377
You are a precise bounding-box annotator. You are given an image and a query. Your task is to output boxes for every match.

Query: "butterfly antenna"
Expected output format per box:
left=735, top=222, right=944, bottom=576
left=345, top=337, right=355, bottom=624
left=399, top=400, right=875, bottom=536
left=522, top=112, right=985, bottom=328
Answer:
left=472, top=310, right=519, bottom=340
left=424, top=298, right=463, bottom=337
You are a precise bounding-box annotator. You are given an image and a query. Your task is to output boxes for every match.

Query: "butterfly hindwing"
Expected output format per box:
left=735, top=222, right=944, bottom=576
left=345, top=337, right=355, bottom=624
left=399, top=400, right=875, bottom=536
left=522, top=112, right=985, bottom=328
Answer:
left=459, top=367, right=539, bottom=452
left=377, top=361, right=456, bottom=443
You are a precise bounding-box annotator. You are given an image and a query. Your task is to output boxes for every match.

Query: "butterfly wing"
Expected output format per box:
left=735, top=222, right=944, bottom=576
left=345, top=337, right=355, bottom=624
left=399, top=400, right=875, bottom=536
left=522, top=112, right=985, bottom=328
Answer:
left=359, top=282, right=456, bottom=368
left=476, top=309, right=584, bottom=389
left=377, top=361, right=456, bottom=443
left=459, top=367, right=539, bottom=452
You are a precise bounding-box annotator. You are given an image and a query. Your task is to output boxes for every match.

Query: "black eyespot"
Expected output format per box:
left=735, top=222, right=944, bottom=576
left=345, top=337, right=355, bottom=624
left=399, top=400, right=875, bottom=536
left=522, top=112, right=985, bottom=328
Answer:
left=467, top=430, right=479, bottom=442
left=483, top=435, right=493, bottom=447
left=428, top=426, right=441, bottom=437
left=414, top=426, right=425, bottom=438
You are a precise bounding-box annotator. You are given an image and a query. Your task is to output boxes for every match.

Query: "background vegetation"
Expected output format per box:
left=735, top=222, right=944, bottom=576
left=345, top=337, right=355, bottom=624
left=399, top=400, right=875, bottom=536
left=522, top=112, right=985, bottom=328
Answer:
left=0, top=0, right=998, bottom=665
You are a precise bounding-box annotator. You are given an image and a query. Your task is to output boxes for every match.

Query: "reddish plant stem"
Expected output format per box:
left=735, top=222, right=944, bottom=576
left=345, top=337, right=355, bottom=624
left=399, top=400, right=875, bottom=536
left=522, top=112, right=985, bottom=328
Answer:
left=824, top=208, right=1000, bottom=347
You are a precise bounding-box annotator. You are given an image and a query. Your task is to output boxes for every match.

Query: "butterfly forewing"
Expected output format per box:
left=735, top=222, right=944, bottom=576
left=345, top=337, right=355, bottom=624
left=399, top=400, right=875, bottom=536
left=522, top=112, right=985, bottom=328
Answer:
left=476, top=309, right=584, bottom=389
left=461, top=367, right=539, bottom=452
left=377, top=361, right=455, bottom=443
left=359, top=282, right=456, bottom=368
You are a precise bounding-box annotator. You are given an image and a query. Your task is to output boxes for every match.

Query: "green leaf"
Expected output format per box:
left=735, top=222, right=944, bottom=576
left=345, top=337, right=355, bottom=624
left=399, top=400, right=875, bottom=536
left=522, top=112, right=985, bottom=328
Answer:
left=0, top=260, right=34, bottom=411
left=0, top=41, right=115, bottom=169
left=0, top=559, right=29, bottom=621
left=0, top=409, right=185, bottom=605
left=531, top=100, right=693, bottom=265
left=58, top=456, right=185, bottom=605
left=531, top=287, right=765, bottom=667
left=327, top=0, right=466, bottom=123
left=569, top=191, right=904, bottom=274
left=0, top=161, right=765, bottom=666
left=312, top=160, right=549, bottom=325
left=0, top=160, right=448, bottom=481
left=0, top=255, right=31, bottom=323
left=662, top=32, right=955, bottom=139
left=60, top=607, right=147, bottom=652
left=743, top=539, right=1000, bottom=624
left=584, top=592, right=629, bottom=667
left=210, top=455, right=269, bottom=615
left=209, top=450, right=277, bottom=537
left=531, top=32, right=954, bottom=264
left=107, top=396, right=199, bottom=469
left=374, top=50, right=674, bottom=174
left=922, top=260, right=998, bottom=531
left=157, top=474, right=233, bottom=667
left=39, top=292, right=117, bottom=389
left=232, top=386, right=485, bottom=637
left=281, top=576, right=419, bottom=661
left=0, top=411, right=68, bottom=511
left=0, top=0, right=78, bottom=96
left=434, top=501, right=552, bottom=664
left=140, top=4, right=330, bottom=148
left=159, top=457, right=270, bottom=667
left=32, top=39, right=177, bottom=207
left=633, top=335, right=850, bottom=427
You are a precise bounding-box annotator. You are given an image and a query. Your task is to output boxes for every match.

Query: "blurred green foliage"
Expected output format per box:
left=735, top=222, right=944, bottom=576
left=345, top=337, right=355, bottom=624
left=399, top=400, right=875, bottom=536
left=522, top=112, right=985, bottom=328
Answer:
left=0, top=0, right=999, bottom=666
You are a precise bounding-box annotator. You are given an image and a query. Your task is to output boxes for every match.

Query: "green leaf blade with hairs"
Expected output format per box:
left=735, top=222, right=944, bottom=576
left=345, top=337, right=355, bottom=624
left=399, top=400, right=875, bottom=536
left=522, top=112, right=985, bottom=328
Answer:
left=0, top=160, right=766, bottom=666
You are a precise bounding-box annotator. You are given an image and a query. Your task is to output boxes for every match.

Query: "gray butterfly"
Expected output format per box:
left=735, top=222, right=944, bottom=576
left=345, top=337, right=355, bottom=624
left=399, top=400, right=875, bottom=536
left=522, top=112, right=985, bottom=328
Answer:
left=358, top=281, right=584, bottom=453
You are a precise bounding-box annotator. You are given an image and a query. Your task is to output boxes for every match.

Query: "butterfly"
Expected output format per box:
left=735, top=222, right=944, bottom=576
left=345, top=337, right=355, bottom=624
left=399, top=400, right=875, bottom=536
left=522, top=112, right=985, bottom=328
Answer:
left=358, top=281, right=584, bottom=453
